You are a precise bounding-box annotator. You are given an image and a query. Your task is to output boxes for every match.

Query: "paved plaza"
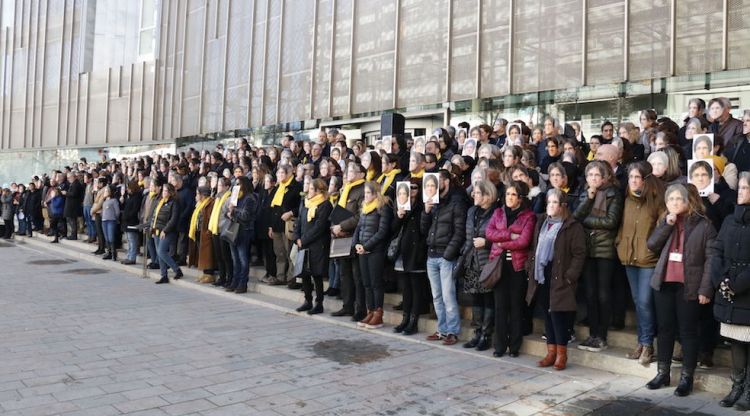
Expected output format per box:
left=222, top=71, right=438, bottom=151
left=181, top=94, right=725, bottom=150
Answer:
left=0, top=240, right=740, bottom=415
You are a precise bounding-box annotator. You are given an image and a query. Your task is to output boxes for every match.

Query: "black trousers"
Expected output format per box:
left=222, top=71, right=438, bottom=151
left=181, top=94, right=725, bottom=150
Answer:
left=211, top=234, right=233, bottom=281
left=583, top=257, right=616, bottom=340
left=340, top=257, right=364, bottom=314
left=493, top=259, right=527, bottom=354
left=698, top=303, right=719, bottom=356
left=95, top=215, right=105, bottom=251
left=654, top=282, right=700, bottom=371
left=731, top=341, right=750, bottom=371
left=2, top=219, right=12, bottom=238
left=302, top=273, right=324, bottom=303
left=66, top=216, right=78, bottom=239
left=538, top=276, right=575, bottom=346
left=400, top=272, right=427, bottom=316
left=359, top=251, right=385, bottom=310
left=260, top=238, right=277, bottom=277
left=471, top=292, right=494, bottom=333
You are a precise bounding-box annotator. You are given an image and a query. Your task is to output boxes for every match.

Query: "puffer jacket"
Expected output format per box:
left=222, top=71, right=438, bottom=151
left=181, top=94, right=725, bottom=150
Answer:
left=391, top=200, right=427, bottom=272
left=461, top=204, right=496, bottom=271
left=486, top=205, right=536, bottom=272
left=1, top=194, right=14, bottom=221
left=573, top=185, right=623, bottom=259
left=420, top=187, right=468, bottom=261
left=353, top=203, right=392, bottom=253
left=232, top=193, right=258, bottom=234
left=647, top=213, right=716, bottom=301
left=616, top=192, right=662, bottom=267
left=153, top=197, right=181, bottom=235
left=710, top=205, right=750, bottom=325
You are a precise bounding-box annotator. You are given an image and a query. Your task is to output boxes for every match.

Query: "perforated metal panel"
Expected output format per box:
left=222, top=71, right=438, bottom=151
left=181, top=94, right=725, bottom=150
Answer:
left=727, top=0, right=750, bottom=69
left=312, top=0, right=332, bottom=119
left=450, top=0, right=477, bottom=102
left=225, top=0, right=252, bottom=129
left=675, top=0, right=723, bottom=75
left=263, top=0, right=281, bottom=126
left=331, top=0, right=352, bottom=116
left=249, top=0, right=268, bottom=127
left=586, top=0, right=625, bottom=85
left=397, top=0, right=448, bottom=108
left=279, top=0, right=314, bottom=123
left=350, top=0, right=396, bottom=115
left=629, top=0, right=671, bottom=80
left=480, top=0, right=510, bottom=97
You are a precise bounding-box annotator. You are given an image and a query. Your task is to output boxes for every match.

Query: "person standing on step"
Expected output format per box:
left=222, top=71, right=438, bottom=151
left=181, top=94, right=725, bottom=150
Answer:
left=90, top=177, right=108, bottom=255
left=460, top=179, right=497, bottom=351
left=421, top=169, right=468, bottom=346
left=353, top=181, right=392, bottom=329
left=208, top=177, right=233, bottom=287
left=141, top=178, right=163, bottom=269
left=189, top=186, right=215, bottom=283
left=617, top=161, right=664, bottom=366
left=390, top=180, right=427, bottom=336
left=83, top=173, right=96, bottom=243
left=293, top=178, right=333, bottom=315
left=63, top=172, right=83, bottom=240
left=486, top=180, right=536, bottom=358
left=121, top=181, right=143, bottom=265
left=225, top=177, right=257, bottom=294
left=101, top=185, right=121, bottom=261
left=1, top=187, right=14, bottom=239
left=267, top=165, right=302, bottom=286
left=526, top=189, right=586, bottom=370
left=710, top=172, right=750, bottom=409
left=152, top=183, right=184, bottom=284
left=646, top=183, right=715, bottom=397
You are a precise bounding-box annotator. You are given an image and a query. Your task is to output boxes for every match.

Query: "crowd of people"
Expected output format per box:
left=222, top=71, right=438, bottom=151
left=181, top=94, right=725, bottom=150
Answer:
left=2, top=96, right=750, bottom=407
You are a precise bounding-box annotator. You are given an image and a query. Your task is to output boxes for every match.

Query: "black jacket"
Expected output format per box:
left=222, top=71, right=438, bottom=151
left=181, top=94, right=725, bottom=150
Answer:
left=255, top=188, right=274, bottom=240
left=573, top=185, right=624, bottom=259
left=353, top=204, right=393, bottom=253
left=269, top=180, right=302, bottom=232
left=23, top=189, right=42, bottom=219
left=176, top=186, right=196, bottom=232
left=461, top=204, right=496, bottom=271
left=293, top=200, right=333, bottom=277
left=122, top=191, right=144, bottom=227
left=232, top=193, right=258, bottom=236
left=153, top=198, right=181, bottom=235
left=391, top=201, right=427, bottom=272
left=420, top=187, right=469, bottom=261
left=63, top=179, right=84, bottom=218
left=711, top=205, right=750, bottom=325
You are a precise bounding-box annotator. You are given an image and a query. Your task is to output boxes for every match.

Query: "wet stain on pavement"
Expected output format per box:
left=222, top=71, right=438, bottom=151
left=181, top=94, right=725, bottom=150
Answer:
left=311, top=339, right=390, bottom=365
left=0, top=241, right=13, bottom=248
left=27, top=259, right=76, bottom=265
left=61, top=268, right=108, bottom=275
left=570, top=397, right=716, bottom=415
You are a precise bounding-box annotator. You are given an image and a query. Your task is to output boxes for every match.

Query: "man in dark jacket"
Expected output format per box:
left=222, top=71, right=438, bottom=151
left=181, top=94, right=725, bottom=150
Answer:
left=23, top=182, right=42, bottom=237
left=63, top=173, right=83, bottom=240
left=420, top=169, right=468, bottom=345
left=170, top=174, right=195, bottom=266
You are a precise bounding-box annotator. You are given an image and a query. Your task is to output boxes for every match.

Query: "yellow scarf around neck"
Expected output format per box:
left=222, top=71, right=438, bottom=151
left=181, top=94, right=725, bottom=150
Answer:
left=410, top=169, right=425, bottom=179
left=271, top=177, right=293, bottom=207
left=151, top=197, right=169, bottom=230
left=305, top=194, right=326, bottom=222
left=362, top=199, right=379, bottom=215
left=338, top=179, right=364, bottom=208
left=377, top=169, right=401, bottom=194
left=208, top=191, right=231, bottom=234
left=189, top=197, right=213, bottom=241
left=366, top=169, right=376, bottom=181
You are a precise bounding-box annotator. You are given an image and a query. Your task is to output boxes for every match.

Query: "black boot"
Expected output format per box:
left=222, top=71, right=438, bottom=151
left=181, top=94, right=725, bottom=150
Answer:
left=393, top=314, right=410, bottom=333
left=402, top=314, right=418, bottom=335
left=111, top=244, right=118, bottom=262
left=720, top=367, right=746, bottom=407
left=50, top=237, right=59, bottom=244
left=296, top=300, right=312, bottom=312
left=463, top=329, right=482, bottom=348
left=212, top=278, right=226, bottom=287
left=102, top=246, right=112, bottom=260
left=646, top=362, right=671, bottom=390
left=476, top=332, right=492, bottom=351
left=674, top=368, right=694, bottom=397
left=307, top=302, right=324, bottom=315
left=174, top=269, right=183, bottom=279
left=735, top=378, right=750, bottom=411
left=155, top=276, right=169, bottom=284
left=476, top=309, right=493, bottom=351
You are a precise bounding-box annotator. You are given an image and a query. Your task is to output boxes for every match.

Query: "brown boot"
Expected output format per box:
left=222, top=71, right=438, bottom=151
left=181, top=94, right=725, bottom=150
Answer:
left=357, top=310, right=374, bottom=327
left=626, top=344, right=644, bottom=359
left=365, top=308, right=384, bottom=329
left=537, top=344, right=557, bottom=367
left=639, top=345, right=654, bottom=367
left=554, top=345, right=567, bottom=370
left=199, top=274, right=216, bottom=284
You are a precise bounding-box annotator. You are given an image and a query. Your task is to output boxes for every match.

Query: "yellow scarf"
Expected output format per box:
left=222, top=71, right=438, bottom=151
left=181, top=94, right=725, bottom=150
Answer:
left=377, top=169, right=401, bottom=194
left=562, top=186, right=570, bottom=194
left=305, top=194, right=326, bottom=222
left=151, top=197, right=169, bottom=230
left=410, top=169, right=425, bottom=180
left=271, top=177, right=293, bottom=207
left=362, top=199, right=379, bottom=214
left=338, top=179, right=364, bottom=208
left=189, top=197, right=213, bottom=241
left=208, top=191, right=231, bottom=234
left=586, top=150, right=594, bottom=161
left=366, top=169, right=376, bottom=181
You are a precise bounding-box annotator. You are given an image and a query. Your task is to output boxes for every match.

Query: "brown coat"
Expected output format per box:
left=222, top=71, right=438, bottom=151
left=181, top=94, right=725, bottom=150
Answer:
left=647, top=213, right=716, bottom=301
left=616, top=192, right=663, bottom=268
left=188, top=198, right=215, bottom=271
left=90, top=188, right=107, bottom=216
left=525, top=215, right=587, bottom=312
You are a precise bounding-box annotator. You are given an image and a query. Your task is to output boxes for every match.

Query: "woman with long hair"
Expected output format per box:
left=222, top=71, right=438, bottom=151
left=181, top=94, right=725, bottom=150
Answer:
left=293, top=178, right=333, bottom=314
left=152, top=183, right=183, bottom=284
left=121, top=180, right=143, bottom=265
left=353, top=181, right=392, bottom=329
left=617, top=161, right=665, bottom=365
left=226, top=176, right=258, bottom=294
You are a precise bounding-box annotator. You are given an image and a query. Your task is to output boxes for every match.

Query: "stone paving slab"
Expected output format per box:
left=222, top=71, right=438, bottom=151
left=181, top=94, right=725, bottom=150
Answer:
left=0, top=239, right=738, bottom=415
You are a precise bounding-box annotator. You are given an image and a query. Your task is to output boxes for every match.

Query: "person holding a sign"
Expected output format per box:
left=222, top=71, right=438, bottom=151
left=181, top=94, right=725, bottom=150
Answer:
left=645, top=183, right=716, bottom=397
left=293, top=179, right=333, bottom=315
left=225, top=177, right=257, bottom=294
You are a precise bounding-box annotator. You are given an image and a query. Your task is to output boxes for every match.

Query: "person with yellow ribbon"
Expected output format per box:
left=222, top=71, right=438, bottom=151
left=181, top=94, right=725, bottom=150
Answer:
left=377, top=153, right=402, bottom=199
left=188, top=187, right=215, bottom=283
left=292, top=178, right=333, bottom=315
left=208, top=177, right=233, bottom=288
left=152, top=183, right=183, bottom=284
left=408, top=152, right=426, bottom=182
left=268, top=165, right=302, bottom=286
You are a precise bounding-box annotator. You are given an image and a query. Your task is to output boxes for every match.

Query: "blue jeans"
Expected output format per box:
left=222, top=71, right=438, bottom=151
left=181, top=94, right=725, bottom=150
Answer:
left=16, top=213, right=26, bottom=235
left=103, top=220, right=118, bottom=244
left=83, top=206, right=95, bottom=239
left=625, top=266, right=656, bottom=345
left=24, top=214, right=34, bottom=236
left=329, top=260, right=340, bottom=289
left=126, top=231, right=139, bottom=261
left=147, top=233, right=158, bottom=265
left=426, top=256, right=460, bottom=336
left=229, top=232, right=251, bottom=289
left=155, top=233, right=180, bottom=278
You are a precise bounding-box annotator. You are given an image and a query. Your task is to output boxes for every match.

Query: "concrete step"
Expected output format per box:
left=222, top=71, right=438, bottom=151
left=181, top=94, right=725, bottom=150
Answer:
left=14, top=233, right=732, bottom=395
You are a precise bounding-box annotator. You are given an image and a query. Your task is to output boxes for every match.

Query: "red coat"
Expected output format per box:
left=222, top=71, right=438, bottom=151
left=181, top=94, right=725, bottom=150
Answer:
left=486, top=206, right=536, bottom=272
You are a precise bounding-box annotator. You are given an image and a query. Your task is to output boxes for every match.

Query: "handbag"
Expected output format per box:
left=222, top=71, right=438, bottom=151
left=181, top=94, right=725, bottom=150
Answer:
left=452, top=247, right=473, bottom=281
left=478, top=253, right=503, bottom=289
left=386, top=229, right=403, bottom=262
left=220, top=221, right=240, bottom=244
